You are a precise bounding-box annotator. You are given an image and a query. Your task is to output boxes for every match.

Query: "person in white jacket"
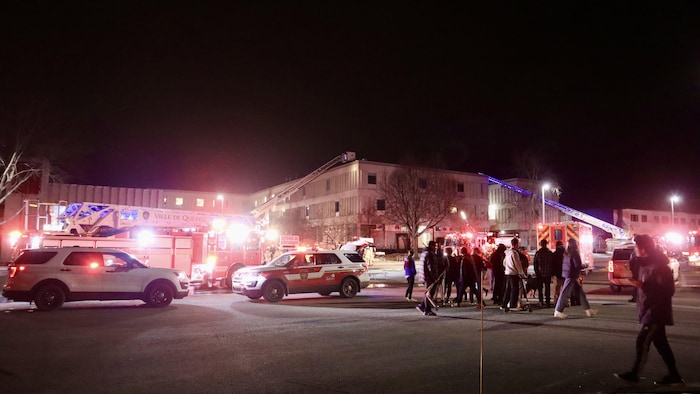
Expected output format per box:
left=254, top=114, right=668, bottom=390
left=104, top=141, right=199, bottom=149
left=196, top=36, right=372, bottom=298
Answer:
left=500, top=238, right=526, bottom=312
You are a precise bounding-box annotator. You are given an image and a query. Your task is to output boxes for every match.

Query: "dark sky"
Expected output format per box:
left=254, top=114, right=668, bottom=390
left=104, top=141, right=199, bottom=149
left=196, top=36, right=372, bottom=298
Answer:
left=2, top=2, right=700, bottom=212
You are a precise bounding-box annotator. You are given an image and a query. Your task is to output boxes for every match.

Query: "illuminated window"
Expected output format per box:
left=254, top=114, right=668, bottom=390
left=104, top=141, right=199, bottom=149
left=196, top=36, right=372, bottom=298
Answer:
left=196, top=199, right=204, bottom=207
left=175, top=197, right=184, bottom=206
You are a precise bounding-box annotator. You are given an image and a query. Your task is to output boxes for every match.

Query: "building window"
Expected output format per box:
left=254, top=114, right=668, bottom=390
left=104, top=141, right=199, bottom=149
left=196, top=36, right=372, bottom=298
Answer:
left=334, top=201, right=340, bottom=216
left=641, top=215, right=647, bottom=223
left=326, top=179, right=331, bottom=191
left=196, top=198, right=204, bottom=207
left=418, top=178, right=427, bottom=189
left=376, top=199, right=386, bottom=211
left=457, top=183, right=464, bottom=193
left=175, top=197, right=184, bottom=206
left=630, top=214, right=639, bottom=222
left=301, top=186, right=306, bottom=196
left=368, top=173, right=377, bottom=185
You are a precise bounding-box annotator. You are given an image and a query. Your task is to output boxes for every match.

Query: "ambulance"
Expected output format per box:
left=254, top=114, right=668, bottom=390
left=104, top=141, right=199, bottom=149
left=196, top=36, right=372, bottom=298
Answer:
left=537, top=221, right=594, bottom=273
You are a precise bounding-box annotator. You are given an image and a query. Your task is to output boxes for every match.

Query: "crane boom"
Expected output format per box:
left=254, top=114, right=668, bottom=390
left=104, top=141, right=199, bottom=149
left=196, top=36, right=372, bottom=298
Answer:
left=250, top=151, right=357, bottom=219
left=481, top=173, right=630, bottom=239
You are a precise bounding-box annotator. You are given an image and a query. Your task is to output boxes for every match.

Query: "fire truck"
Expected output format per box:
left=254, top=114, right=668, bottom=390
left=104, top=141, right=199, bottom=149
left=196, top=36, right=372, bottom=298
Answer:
left=537, top=221, right=594, bottom=272
left=10, top=151, right=357, bottom=289
left=483, top=174, right=633, bottom=272
left=12, top=200, right=261, bottom=288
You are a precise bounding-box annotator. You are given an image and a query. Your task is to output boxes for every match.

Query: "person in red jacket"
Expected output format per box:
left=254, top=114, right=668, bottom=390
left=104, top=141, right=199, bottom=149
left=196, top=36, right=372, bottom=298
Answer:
left=614, top=234, right=684, bottom=387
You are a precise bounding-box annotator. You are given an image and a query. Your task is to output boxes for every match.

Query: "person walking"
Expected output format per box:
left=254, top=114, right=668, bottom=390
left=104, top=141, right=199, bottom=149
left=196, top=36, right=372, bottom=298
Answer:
left=501, top=238, right=526, bottom=312
left=553, top=238, right=597, bottom=318
left=534, top=239, right=554, bottom=307
left=614, top=234, right=684, bottom=387
left=403, top=250, right=417, bottom=301
left=417, top=241, right=440, bottom=316
left=490, top=243, right=507, bottom=305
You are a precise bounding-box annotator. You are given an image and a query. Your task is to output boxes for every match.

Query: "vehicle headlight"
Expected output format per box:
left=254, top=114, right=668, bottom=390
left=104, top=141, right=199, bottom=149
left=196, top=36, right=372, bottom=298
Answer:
left=176, top=271, right=189, bottom=282
left=241, top=272, right=262, bottom=286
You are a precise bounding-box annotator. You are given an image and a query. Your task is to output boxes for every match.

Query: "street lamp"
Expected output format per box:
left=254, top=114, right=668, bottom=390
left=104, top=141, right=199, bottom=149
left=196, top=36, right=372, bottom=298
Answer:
left=541, top=183, right=550, bottom=224
left=217, top=194, right=224, bottom=215
left=670, top=195, right=680, bottom=226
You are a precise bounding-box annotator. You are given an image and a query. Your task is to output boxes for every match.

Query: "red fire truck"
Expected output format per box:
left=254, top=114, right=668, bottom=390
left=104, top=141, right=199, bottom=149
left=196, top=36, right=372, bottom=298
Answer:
left=537, top=221, right=594, bottom=273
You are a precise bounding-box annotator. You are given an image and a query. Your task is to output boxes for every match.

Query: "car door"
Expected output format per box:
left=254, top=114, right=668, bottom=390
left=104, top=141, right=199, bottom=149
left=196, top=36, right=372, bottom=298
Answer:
left=100, top=252, right=145, bottom=294
left=283, top=254, right=325, bottom=291
left=61, top=251, right=105, bottom=293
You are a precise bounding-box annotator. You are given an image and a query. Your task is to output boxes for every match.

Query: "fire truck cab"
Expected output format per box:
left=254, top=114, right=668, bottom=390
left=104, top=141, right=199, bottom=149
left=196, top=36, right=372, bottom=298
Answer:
left=537, top=221, right=594, bottom=273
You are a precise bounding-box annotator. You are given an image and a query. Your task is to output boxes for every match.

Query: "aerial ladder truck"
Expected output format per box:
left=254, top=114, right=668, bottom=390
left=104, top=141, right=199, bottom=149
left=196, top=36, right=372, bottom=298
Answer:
left=482, top=174, right=632, bottom=271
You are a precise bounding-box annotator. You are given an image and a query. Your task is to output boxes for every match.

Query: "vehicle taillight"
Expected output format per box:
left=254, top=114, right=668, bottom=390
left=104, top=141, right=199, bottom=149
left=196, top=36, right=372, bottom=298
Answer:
left=9, top=265, right=25, bottom=278
left=607, top=261, right=614, bottom=273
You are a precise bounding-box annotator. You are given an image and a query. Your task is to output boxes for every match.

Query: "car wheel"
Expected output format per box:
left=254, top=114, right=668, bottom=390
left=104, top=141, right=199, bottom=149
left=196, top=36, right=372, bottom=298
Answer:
left=610, top=284, right=622, bottom=293
left=262, top=281, right=285, bottom=302
left=145, top=282, right=174, bottom=307
left=318, top=291, right=331, bottom=296
left=339, top=278, right=359, bottom=298
left=34, top=283, right=65, bottom=311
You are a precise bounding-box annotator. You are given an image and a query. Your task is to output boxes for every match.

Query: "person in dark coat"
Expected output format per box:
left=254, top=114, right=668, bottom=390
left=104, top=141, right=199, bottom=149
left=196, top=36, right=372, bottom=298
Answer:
left=444, top=247, right=459, bottom=302
left=416, top=241, right=440, bottom=316
left=534, top=239, right=554, bottom=307
left=628, top=251, right=639, bottom=302
left=551, top=241, right=565, bottom=304
left=553, top=238, right=597, bottom=318
left=455, top=246, right=481, bottom=307
left=489, top=243, right=507, bottom=304
left=471, top=247, right=487, bottom=305
left=614, top=234, right=684, bottom=387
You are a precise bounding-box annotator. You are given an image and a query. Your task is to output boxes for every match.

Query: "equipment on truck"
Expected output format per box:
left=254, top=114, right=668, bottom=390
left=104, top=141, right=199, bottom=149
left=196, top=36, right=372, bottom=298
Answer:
left=537, top=221, right=594, bottom=273
left=482, top=174, right=631, bottom=240
left=250, top=151, right=356, bottom=221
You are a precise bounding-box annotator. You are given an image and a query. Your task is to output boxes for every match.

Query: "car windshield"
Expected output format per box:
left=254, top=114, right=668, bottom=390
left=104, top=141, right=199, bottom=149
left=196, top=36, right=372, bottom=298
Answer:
left=612, top=249, right=633, bottom=260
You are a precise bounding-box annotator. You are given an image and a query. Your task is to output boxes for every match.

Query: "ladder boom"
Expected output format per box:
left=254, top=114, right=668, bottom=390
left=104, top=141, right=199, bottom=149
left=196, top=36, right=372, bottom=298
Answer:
left=250, top=151, right=356, bottom=218
left=481, top=173, right=629, bottom=239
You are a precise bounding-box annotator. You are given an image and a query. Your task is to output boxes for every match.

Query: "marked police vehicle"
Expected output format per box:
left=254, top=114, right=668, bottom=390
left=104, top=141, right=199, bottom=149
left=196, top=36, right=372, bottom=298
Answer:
left=232, top=250, right=370, bottom=302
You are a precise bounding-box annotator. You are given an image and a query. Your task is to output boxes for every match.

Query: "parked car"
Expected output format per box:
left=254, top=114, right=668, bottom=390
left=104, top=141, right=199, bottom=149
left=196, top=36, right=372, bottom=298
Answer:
left=2, top=247, right=190, bottom=311
left=232, top=250, right=370, bottom=302
left=608, top=245, right=680, bottom=292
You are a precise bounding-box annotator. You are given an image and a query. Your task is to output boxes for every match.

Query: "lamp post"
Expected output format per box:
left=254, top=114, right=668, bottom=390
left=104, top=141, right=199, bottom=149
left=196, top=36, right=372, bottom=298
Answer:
left=217, top=194, right=224, bottom=215
left=541, top=183, right=550, bottom=224
left=670, top=195, right=680, bottom=227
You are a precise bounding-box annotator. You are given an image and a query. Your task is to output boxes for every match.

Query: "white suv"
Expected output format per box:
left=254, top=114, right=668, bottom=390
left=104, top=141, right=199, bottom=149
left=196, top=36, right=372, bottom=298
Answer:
left=2, top=247, right=190, bottom=311
left=232, top=250, right=370, bottom=302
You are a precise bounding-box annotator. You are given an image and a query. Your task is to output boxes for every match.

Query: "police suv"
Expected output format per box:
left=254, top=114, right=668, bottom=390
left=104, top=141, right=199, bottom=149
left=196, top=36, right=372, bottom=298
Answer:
left=232, top=250, right=370, bottom=302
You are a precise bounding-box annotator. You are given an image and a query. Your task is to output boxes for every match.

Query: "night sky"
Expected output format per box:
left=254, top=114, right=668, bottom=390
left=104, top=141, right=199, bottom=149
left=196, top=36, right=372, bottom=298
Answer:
left=2, top=2, right=700, bottom=212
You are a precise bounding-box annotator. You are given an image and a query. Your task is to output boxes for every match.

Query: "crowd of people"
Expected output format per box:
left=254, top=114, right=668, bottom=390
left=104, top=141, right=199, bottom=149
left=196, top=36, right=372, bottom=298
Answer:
left=406, top=237, right=597, bottom=318
left=404, top=234, right=685, bottom=388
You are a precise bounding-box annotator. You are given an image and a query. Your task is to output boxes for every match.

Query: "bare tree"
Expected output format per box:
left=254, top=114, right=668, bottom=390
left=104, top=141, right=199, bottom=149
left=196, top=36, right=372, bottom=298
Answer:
left=0, top=148, right=42, bottom=224
left=379, top=164, right=459, bottom=253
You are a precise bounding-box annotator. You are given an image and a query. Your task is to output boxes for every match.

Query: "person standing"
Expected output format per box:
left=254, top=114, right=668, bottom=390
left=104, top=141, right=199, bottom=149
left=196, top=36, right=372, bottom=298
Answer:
left=553, top=238, right=597, bottom=318
left=444, top=247, right=459, bottom=303
left=471, top=247, right=487, bottom=306
left=628, top=251, right=639, bottom=302
left=501, top=238, right=526, bottom=312
left=417, top=241, right=440, bottom=316
left=489, top=243, right=507, bottom=304
left=552, top=241, right=565, bottom=304
left=534, top=239, right=554, bottom=307
left=614, top=234, right=684, bottom=387
left=403, top=250, right=417, bottom=301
